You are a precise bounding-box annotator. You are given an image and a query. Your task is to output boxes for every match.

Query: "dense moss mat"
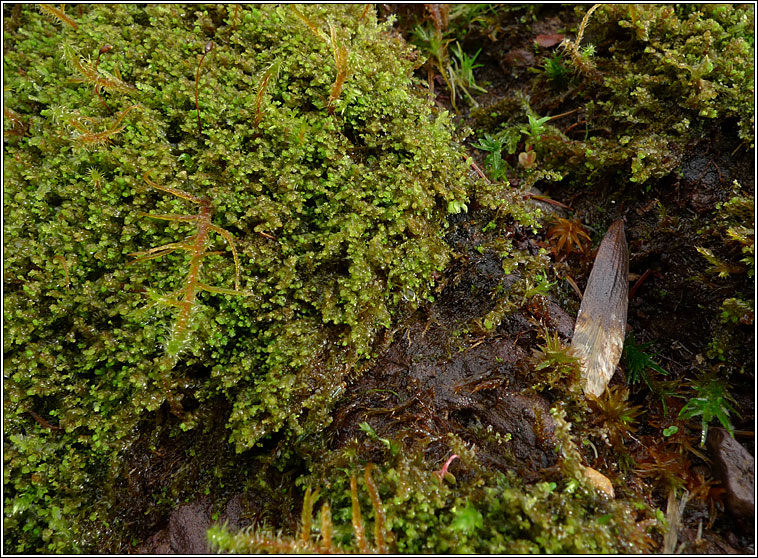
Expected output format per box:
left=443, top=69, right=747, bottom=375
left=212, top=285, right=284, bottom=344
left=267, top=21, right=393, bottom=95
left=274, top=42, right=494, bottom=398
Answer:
left=469, top=4, right=754, bottom=189
left=3, top=5, right=539, bottom=552
left=208, top=419, right=656, bottom=554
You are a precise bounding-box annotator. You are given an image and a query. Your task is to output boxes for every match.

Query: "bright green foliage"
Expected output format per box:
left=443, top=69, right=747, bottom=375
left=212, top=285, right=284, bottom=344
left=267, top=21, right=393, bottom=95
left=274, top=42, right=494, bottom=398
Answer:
left=482, top=4, right=755, bottom=188
left=473, top=102, right=561, bottom=182
left=622, top=333, right=675, bottom=411
left=410, top=22, right=458, bottom=111
left=623, top=333, right=669, bottom=391
left=449, top=500, right=484, bottom=535
left=359, top=421, right=401, bottom=458
left=446, top=4, right=501, bottom=38
left=662, top=425, right=679, bottom=437
left=4, top=5, right=536, bottom=552
left=409, top=7, right=491, bottom=112
left=698, top=183, right=755, bottom=279
left=450, top=42, right=487, bottom=106
left=224, top=430, right=657, bottom=554
left=693, top=180, right=754, bottom=369
left=719, top=298, right=753, bottom=325
left=600, top=4, right=754, bottom=141
left=678, top=377, right=740, bottom=446
left=696, top=246, right=743, bottom=279
left=209, top=465, right=390, bottom=554
left=519, top=114, right=552, bottom=148
left=532, top=329, right=582, bottom=396
left=542, top=54, right=569, bottom=86
left=471, top=132, right=514, bottom=181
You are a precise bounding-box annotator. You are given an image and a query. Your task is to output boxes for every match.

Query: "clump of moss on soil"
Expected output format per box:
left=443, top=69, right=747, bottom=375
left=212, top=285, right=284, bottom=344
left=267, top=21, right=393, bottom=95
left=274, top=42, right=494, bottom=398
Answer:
left=458, top=4, right=753, bottom=551
left=3, top=4, right=540, bottom=552
left=468, top=4, right=754, bottom=191
left=210, top=426, right=656, bottom=554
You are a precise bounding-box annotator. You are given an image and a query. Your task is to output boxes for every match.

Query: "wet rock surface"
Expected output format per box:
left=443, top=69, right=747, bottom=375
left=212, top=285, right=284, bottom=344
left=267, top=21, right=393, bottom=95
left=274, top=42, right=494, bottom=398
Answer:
left=678, top=527, right=742, bottom=555
left=328, top=320, right=558, bottom=473
left=137, top=495, right=246, bottom=554
left=707, top=427, right=755, bottom=533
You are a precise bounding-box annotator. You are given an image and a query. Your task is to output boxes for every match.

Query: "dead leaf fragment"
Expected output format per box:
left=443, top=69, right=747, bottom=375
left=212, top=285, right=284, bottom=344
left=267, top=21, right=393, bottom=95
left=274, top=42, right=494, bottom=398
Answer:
left=535, top=33, right=565, bottom=48
left=583, top=466, right=615, bottom=498
left=571, top=219, right=628, bottom=398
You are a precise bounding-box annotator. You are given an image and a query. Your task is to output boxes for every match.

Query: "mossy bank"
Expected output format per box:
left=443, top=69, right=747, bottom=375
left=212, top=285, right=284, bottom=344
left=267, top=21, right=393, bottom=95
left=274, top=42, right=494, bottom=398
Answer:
left=5, top=4, right=752, bottom=554
left=3, top=4, right=539, bottom=552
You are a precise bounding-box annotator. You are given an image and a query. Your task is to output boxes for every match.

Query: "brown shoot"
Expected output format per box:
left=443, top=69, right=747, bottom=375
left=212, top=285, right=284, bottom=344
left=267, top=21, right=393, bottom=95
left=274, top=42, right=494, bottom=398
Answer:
left=68, top=104, right=140, bottom=148
left=300, top=487, right=319, bottom=544
left=328, top=23, right=349, bottom=114
left=290, top=5, right=326, bottom=41
left=65, top=44, right=134, bottom=95
left=364, top=464, right=387, bottom=553
left=253, top=61, right=280, bottom=130
left=132, top=172, right=247, bottom=357
left=143, top=170, right=203, bottom=204
left=547, top=217, right=592, bottom=258
left=426, top=4, right=450, bottom=35
left=319, top=502, right=333, bottom=552
left=94, top=45, right=115, bottom=114
left=127, top=240, right=193, bottom=264
left=231, top=5, right=240, bottom=31
left=288, top=7, right=349, bottom=114
left=230, top=465, right=389, bottom=553
left=39, top=4, right=78, bottom=29
left=28, top=409, right=64, bottom=431
left=559, top=4, right=601, bottom=77
left=53, top=255, right=71, bottom=290
left=3, top=107, right=29, bottom=138
left=350, top=474, right=368, bottom=553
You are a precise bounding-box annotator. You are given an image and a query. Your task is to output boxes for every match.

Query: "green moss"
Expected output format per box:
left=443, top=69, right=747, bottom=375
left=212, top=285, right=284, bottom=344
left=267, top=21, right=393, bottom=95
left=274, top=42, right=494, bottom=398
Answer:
left=687, top=179, right=754, bottom=370
left=212, top=429, right=656, bottom=554
left=4, top=5, right=536, bottom=552
left=473, top=4, right=754, bottom=190
left=531, top=329, right=583, bottom=397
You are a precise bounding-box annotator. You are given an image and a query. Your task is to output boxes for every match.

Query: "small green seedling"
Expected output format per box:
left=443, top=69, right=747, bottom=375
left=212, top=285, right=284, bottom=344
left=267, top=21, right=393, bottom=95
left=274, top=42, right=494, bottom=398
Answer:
left=623, top=333, right=669, bottom=392
left=543, top=54, right=569, bottom=85
left=678, top=377, right=739, bottom=446
left=662, top=425, right=678, bottom=437
left=520, top=114, right=552, bottom=147
left=451, top=42, right=486, bottom=106
left=358, top=421, right=400, bottom=457
left=472, top=133, right=509, bottom=181
left=195, top=41, right=214, bottom=133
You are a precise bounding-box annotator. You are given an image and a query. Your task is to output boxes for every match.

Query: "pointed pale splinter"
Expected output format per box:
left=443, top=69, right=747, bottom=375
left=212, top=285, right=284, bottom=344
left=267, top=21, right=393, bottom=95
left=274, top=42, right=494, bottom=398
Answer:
left=572, top=219, right=628, bottom=398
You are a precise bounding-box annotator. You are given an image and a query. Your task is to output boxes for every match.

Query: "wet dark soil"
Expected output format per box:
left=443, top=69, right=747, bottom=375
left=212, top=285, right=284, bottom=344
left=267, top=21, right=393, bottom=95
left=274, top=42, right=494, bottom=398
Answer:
left=326, top=211, right=568, bottom=476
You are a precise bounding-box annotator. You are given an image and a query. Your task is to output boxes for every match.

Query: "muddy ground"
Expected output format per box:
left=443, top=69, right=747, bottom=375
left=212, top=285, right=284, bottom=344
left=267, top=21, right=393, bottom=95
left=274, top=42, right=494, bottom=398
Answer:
left=136, top=5, right=754, bottom=554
